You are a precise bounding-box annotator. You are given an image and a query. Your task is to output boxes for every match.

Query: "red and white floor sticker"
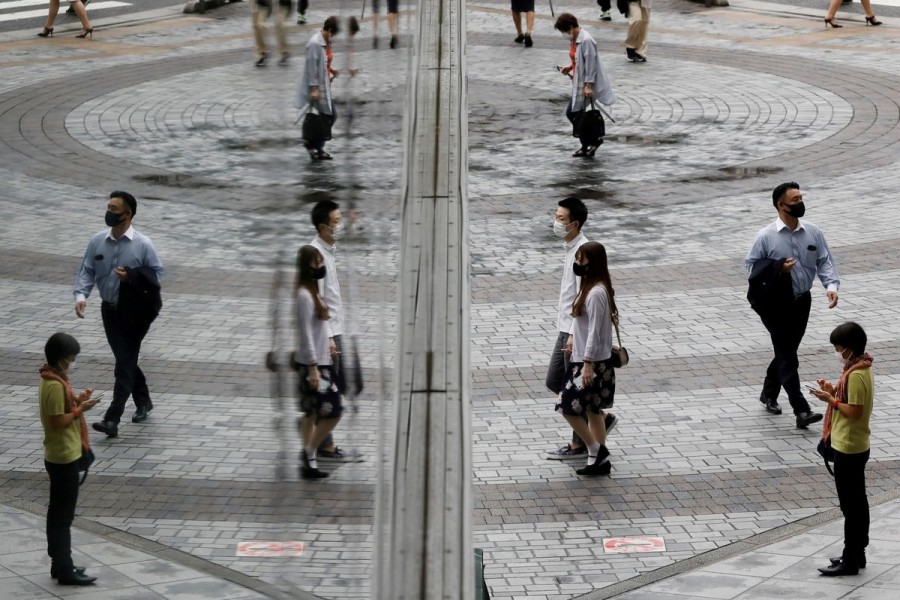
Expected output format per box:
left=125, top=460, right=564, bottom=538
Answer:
left=236, top=541, right=307, bottom=557
left=602, top=537, right=666, bottom=554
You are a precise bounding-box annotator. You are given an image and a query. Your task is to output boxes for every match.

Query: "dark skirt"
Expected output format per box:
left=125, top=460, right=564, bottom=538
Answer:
left=555, top=359, right=615, bottom=416
left=297, top=365, right=343, bottom=418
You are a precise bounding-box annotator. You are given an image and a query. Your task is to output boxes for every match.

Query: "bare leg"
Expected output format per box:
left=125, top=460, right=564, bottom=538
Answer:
left=826, top=0, right=842, bottom=20
left=45, top=0, right=61, bottom=29
left=563, top=414, right=595, bottom=447
left=388, top=12, right=397, bottom=35
left=309, top=416, right=341, bottom=450
left=526, top=11, right=534, bottom=34
left=512, top=11, right=523, bottom=36
left=859, top=0, right=876, bottom=17
left=588, top=410, right=607, bottom=447
left=373, top=13, right=379, bottom=36
left=72, top=1, right=92, bottom=30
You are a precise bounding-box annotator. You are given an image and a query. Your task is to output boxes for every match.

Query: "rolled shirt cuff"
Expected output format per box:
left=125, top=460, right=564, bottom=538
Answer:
left=74, top=293, right=86, bottom=303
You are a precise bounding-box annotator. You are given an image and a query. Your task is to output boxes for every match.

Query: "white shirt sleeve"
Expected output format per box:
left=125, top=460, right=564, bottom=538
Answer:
left=296, top=290, right=318, bottom=365
left=583, top=288, right=609, bottom=361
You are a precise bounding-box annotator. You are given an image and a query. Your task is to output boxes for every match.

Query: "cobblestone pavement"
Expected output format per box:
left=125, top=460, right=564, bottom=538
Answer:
left=1, top=0, right=900, bottom=599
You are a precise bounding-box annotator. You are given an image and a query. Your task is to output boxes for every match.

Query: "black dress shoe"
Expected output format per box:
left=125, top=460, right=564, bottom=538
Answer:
left=831, top=553, right=866, bottom=568
left=819, top=558, right=859, bottom=576
left=300, top=466, right=329, bottom=479
left=132, top=407, right=151, bottom=423
left=57, top=570, right=97, bottom=585
left=92, top=420, right=118, bottom=438
left=796, top=411, right=823, bottom=429
left=576, top=460, right=612, bottom=476
left=759, top=391, right=782, bottom=415
left=51, top=565, right=86, bottom=578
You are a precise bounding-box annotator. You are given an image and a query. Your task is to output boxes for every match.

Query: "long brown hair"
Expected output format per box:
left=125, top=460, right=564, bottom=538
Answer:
left=295, top=245, right=330, bottom=320
left=572, top=242, right=617, bottom=319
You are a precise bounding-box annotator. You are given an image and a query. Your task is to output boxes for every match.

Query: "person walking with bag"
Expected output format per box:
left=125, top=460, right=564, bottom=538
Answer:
left=37, top=0, right=93, bottom=39
left=554, top=13, right=615, bottom=158
left=810, top=322, right=874, bottom=576
left=39, top=333, right=100, bottom=586
left=624, top=0, right=650, bottom=62
left=295, top=245, right=344, bottom=479
left=555, top=242, right=618, bottom=476
left=297, top=17, right=340, bottom=160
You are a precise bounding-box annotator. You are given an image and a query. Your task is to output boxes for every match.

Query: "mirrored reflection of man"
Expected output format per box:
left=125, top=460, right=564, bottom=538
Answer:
left=745, top=182, right=839, bottom=430
left=75, top=191, right=164, bottom=439
left=251, top=0, right=292, bottom=67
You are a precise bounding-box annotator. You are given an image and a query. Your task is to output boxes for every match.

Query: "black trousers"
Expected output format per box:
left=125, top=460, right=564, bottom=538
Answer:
left=758, top=291, right=811, bottom=415
left=597, top=0, right=611, bottom=10
left=101, top=302, right=152, bottom=424
left=834, top=449, right=870, bottom=560
left=45, top=460, right=79, bottom=572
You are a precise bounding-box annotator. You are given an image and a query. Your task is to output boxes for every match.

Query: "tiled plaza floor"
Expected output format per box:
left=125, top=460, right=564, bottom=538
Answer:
left=1, top=0, right=900, bottom=599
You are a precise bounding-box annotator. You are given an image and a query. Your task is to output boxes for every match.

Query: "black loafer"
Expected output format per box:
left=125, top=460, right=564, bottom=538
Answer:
left=760, top=392, right=782, bottom=415
left=92, top=420, right=118, bottom=438
left=51, top=565, right=86, bottom=579
left=819, top=559, right=859, bottom=576
left=57, top=570, right=97, bottom=585
left=831, top=554, right=866, bottom=568
left=132, top=407, right=150, bottom=423
left=576, top=460, right=612, bottom=477
left=796, top=411, right=823, bottom=429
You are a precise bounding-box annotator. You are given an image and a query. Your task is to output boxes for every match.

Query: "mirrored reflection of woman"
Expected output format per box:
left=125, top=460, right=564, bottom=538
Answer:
left=295, top=245, right=343, bottom=480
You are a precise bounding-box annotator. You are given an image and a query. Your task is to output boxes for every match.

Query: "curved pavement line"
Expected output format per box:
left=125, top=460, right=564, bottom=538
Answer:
left=0, top=36, right=898, bottom=207
left=573, top=484, right=900, bottom=600
left=0, top=489, right=324, bottom=600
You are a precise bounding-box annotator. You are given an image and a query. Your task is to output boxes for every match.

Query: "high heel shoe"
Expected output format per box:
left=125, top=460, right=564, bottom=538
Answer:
left=37, top=27, right=54, bottom=37
left=75, top=28, right=93, bottom=39
left=824, top=18, right=842, bottom=28
left=866, top=16, right=882, bottom=26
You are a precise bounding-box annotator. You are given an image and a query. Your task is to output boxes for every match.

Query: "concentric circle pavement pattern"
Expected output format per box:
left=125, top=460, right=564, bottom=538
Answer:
left=2, top=1, right=900, bottom=599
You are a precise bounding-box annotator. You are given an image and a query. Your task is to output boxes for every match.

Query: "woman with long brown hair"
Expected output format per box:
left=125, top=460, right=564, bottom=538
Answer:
left=295, top=245, right=343, bottom=479
left=555, top=241, right=617, bottom=476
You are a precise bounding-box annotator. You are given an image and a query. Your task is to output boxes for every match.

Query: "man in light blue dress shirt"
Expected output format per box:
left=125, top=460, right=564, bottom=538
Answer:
left=745, top=182, right=840, bottom=429
left=74, top=192, right=164, bottom=438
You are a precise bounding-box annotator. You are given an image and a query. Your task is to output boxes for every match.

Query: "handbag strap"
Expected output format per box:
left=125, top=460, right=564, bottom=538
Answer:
left=611, top=311, right=623, bottom=348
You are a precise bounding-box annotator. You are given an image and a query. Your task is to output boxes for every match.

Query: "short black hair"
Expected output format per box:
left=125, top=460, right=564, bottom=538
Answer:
left=772, top=182, right=799, bottom=207
left=554, top=13, right=578, bottom=33
left=830, top=322, right=867, bottom=357
left=111, top=191, right=137, bottom=216
left=558, top=197, right=588, bottom=230
left=311, top=199, right=340, bottom=234
left=323, top=16, right=340, bottom=34
left=44, top=332, right=80, bottom=368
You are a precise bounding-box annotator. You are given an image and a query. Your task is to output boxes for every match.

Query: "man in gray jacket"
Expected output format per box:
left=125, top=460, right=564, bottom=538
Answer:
left=296, top=17, right=340, bottom=160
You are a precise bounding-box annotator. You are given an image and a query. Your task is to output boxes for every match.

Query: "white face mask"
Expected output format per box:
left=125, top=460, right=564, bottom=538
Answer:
left=67, top=360, right=76, bottom=372
left=553, top=220, right=570, bottom=238
left=329, top=221, right=344, bottom=240
left=835, top=349, right=848, bottom=367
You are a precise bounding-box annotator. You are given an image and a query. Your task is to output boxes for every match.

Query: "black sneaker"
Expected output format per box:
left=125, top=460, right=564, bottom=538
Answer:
left=524, top=33, right=533, bottom=48
left=390, top=34, right=398, bottom=50
left=131, top=406, right=151, bottom=423
left=546, top=444, right=587, bottom=460
left=255, top=53, right=268, bottom=67
left=297, top=13, right=307, bottom=25
left=600, top=11, right=612, bottom=21
left=633, top=51, right=647, bottom=63
left=514, top=34, right=525, bottom=44
left=278, top=53, right=289, bottom=66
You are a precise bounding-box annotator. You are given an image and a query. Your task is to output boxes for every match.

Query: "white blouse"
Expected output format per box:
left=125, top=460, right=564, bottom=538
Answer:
left=571, top=285, right=613, bottom=363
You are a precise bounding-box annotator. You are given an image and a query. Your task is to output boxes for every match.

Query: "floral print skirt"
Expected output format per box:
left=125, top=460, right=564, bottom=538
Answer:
left=297, top=365, right=343, bottom=419
left=555, top=359, right=616, bottom=417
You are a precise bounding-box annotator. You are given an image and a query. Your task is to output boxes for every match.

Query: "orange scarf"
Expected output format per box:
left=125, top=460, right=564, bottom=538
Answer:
left=39, top=365, right=91, bottom=452
left=822, top=353, right=873, bottom=441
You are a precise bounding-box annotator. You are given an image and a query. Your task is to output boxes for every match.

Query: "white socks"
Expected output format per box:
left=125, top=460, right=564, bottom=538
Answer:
left=305, top=446, right=318, bottom=469
left=586, top=442, right=601, bottom=465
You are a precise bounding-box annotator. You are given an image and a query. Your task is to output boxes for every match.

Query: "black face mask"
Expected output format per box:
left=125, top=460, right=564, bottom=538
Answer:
left=105, top=211, right=124, bottom=227
left=573, top=263, right=587, bottom=277
left=784, top=201, right=805, bottom=219
left=313, top=266, right=327, bottom=280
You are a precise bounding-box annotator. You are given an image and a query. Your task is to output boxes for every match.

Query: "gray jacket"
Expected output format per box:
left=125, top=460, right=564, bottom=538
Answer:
left=296, top=31, right=333, bottom=115
left=571, top=29, right=616, bottom=111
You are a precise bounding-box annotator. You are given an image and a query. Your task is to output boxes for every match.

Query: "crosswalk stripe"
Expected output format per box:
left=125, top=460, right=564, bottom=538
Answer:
left=1, top=0, right=61, bottom=10
left=0, top=1, right=130, bottom=23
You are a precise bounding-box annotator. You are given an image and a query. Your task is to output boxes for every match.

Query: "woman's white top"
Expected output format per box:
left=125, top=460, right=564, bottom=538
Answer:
left=296, top=287, right=332, bottom=366
left=571, top=284, right=613, bottom=363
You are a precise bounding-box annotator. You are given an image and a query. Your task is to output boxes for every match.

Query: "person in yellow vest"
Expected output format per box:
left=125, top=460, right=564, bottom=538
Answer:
left=810, top=322, right=874, bottom=576
left=39, top=332, right=100, bottom=585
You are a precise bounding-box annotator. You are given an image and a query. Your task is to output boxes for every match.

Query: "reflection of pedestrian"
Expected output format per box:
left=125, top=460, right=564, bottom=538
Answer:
left=74, top=192, right=164, bottom=439
left=38, top=0, right=93, bottom=39
left=555, top=242, right=618, bottom=477
left=810, top=322, right=873, bottom=576
left=824, top=0, right=880, bottom=27
left=745, top=182, right=839, bottom=429
left=372, top=0, right=399, bottom=49
left=597, top=0, right=612, bottom=21
left=39, top=332, right=100, bottom=586
left=554, top=13, right=616, bottom=158
left=251, top=0, right=291, bottom=67
left=511, top=0, right=534, bottom=47
left=297, top=17, right=340, bottom=160
left=624, top=0, right=650, bottom=62
left=295, top=245, right=343, bottom=480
